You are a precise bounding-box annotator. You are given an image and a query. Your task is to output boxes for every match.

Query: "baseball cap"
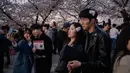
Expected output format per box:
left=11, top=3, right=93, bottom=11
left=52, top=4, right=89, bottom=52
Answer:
left=63, top=22, right=70, bottom=28
left=79, top=8, right=98, bottom=19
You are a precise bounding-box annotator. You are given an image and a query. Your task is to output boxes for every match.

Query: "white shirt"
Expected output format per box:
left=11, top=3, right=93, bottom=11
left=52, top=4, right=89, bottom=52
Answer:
left=110, top=27, right=119, bottom=39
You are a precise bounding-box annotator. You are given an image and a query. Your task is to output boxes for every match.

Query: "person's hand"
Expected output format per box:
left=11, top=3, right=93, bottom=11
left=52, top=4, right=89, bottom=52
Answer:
left=67, top=62, right=72, bottom=71
left=67, top=60, right=81, bottom=71
left=32, top=47, right=36, bottom=53
left=6, top=34, right=14, bottom=42
left=12, top=41, right=17, bottom=47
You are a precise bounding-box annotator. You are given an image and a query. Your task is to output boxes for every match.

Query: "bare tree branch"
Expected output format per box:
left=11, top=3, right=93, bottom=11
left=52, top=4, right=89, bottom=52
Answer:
left=28, top=0, right=39, bottom=24
left=57, top=10, right=66, bottom=21
left=113, top=0, right=122, bottom=7
left=42, top=0, right=61, bottom=24
left=96, top=0, right=108, bottom=8
left=0, top=7, right=22, bottom=27
left=42, top=9, right=53, bottom=24
left=28, top=0, right=38, bottom=10
left=61, top=9, right=78, bottom=19
left=39, top=14, right=44, bottom=19
left=82, top=0, right=92, bottom=9
left=124, top=0, right=129, bottom=7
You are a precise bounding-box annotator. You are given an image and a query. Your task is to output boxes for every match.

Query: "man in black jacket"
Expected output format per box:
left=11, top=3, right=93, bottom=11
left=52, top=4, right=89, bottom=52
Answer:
left=67, top=9, right=111, bottom=73
left=57, top=22, right=70, bottom=54
left=31, top=24, right=53, bottom=73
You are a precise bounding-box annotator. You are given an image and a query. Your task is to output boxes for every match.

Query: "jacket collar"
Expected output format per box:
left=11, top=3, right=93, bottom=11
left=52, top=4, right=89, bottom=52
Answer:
left=85, top=25, right=99, bottom=53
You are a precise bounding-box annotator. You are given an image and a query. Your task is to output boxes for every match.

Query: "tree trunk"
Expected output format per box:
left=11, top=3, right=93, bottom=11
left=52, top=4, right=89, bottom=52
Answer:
left=108, top=19, right=111, bottom=26
left=35, top=13, right=39, bottom=24
left=120, top=9, right=130, bottom=24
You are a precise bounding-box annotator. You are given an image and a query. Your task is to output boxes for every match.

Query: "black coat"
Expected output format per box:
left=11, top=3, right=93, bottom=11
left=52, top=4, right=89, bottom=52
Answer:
left=55, top=43, right=87, bottom=73
left=0, top=34, right=6, bottom=54
left=56, top=30, right=68, bottom=54
left=81, top=26, right=111, bottom=73
left=0, top=34, right=12, bottom=73
left=32, top=33, right=53, bottom=73
left=0, top=34, right=12, bottom=54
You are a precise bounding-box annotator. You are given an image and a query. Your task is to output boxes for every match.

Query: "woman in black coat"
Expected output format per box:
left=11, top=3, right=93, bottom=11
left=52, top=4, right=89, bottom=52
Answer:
left=55, top=22, right=86, bottom=73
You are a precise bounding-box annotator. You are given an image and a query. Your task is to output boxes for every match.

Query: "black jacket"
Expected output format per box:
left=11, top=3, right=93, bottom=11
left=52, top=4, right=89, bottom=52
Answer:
left=56, top=30, right=68, bottom=54
left=0, top=34, right=12, bottom=54
left=32, top=33, right=53, bottom=59
left=81, top=25, right=111, bottom=73
left=55, top=43, right=87, bottom=73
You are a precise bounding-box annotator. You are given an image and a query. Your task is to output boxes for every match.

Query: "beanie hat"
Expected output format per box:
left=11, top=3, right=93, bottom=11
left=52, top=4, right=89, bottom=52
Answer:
left=79, top=8, right=98, bottom=20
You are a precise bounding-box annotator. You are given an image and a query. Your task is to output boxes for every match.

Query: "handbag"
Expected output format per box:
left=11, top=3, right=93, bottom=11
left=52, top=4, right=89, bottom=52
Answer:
left=9, top=47, right=16, bottom=55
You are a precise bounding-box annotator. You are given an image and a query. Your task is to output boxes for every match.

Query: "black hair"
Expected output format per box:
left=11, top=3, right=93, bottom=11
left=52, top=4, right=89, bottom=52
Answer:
left=69, top=22, right=85, bottom=46
left=17, top=28, right=24, bottom=41
left=113, top=24, right=116, bottom=27
left=53, top=21, right=57, bottom=27
left=79, top=8, right=98, bottom=20
left=116, top=25, right=122, bottom=31
left=31, top=23, right=41, bottom=30
left=114, top=27, right=130, bottom=65
left=1, top=25, right=9, bottom=32
left=23, top=28, right=32, bottom=41
left=24, top=28, right=32, bottom=35
left=103, top=23, right=110, bottom=27
left=1, top=26, right=6, bottom=31
left=42, top=24, right=50, bottom=29
left=121, top=23, right=130, bottom=29
left=98, top=25, right=104, bottom=29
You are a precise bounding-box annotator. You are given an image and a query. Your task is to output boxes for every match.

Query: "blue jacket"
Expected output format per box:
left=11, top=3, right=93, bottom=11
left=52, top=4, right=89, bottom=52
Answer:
left=13, top=39, right=34, bottom=73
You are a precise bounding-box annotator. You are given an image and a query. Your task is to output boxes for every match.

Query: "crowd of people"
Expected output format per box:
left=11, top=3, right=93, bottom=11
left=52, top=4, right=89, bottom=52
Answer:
left=0, top=8, right=130, bottom=73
